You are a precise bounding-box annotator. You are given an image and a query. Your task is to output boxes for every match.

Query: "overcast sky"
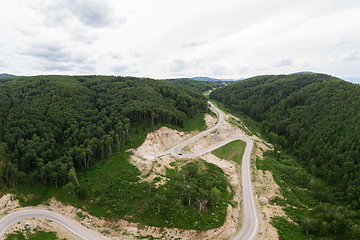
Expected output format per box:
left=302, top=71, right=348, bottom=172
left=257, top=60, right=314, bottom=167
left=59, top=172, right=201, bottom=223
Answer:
left=1, top=0, right=360, bottom=79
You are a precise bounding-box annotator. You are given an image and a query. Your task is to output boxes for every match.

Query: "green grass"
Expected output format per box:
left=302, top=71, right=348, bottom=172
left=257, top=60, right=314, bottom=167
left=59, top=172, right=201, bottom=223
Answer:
left=17, top=151, right=232, bottom=231
left=133, top=159, right=233, bottom=230
left=212, top=140, right=246, bottom=165
left=271, top=216, right=309, bottom=240
left=67, top=158, right=233, bottom=230
left=11, top=112, right=208, bottom=205
left=5, top=229, right=64, bottom=240
left=256, top=151, right=341, bottom=239
left=10, top=183, right=57, bottom=207
left=182, top=112, right=207, bottom=132
left=7, top=109, right=235, bottom=231
left=257, top=151, right=334, bottom=209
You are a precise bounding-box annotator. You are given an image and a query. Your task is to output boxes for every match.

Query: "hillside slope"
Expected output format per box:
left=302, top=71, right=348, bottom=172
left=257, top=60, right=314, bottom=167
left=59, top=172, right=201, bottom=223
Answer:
left=211, top=73, right=360, bottom=204
left=166, top=78, right=227, bottom=92
left=210, top=73, right=360, bottom=237
left=0, top=75, right=207, bottom=187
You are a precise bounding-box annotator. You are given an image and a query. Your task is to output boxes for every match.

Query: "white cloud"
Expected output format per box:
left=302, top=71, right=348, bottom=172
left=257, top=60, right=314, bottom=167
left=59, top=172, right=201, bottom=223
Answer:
left=1, top=0, right=360, bottom=78
left=111, top=65, right=129, bottom=74
left=236, top=66, right=250, bottom=74
left=19, top=42, right=91, bottom=64
left=209, top=65, right=227, bottom=76
left=110, top=53, right=123, bottom=60
left=71, top=29, right=100, bottom=44
left=256, top=66, right=268, bottom=72
left=182, top=40, right=208, bottom=48
left=0, top=58, right=9, bottom=69
left=29, top=0, right=126, bottom=29
left=273, top=58, right=294, bottom=68
left=340, top=51, right=359, bottom=62
left=169, top=59, right=200, bottom=73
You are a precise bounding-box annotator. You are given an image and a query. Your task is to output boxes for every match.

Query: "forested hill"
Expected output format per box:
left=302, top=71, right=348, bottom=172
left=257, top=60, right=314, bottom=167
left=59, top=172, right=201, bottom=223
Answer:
left=165, top=78, right=228, bottom=92
left=210, top=73, right=360, bottom=205
left=0, top=75, right=207, bottom=187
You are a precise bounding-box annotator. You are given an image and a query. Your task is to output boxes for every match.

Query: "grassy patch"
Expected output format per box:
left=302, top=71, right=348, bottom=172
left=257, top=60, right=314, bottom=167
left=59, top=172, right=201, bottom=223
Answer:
left=38, top=155, right=233, bottom=230
left=12, top=112, right=207, bottom=205
left=8, top=110, right=233, bottom=231
left=212, top=140, right=246, bottom=165
left=182, top=112, right=207, bottom=132
left=133, top=159, right=233, bottom=230
left=256, top=151, right=334, bottom=209
left=256, top=151, right=344, bottom=239
left=11, top=184, right=55, bottom=207
left=271, top=217, right=309, bottom=240
left=5, top=228, right=63, bottom=240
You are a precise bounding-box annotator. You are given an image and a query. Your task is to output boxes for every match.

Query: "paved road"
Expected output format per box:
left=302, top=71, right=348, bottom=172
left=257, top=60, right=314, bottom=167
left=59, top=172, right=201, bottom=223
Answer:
left=0, top=102, right=258, bottom=240
left=170, top=135, right=259, bottom=240
left=151, top=102, right=224, bottom=159
left=156, top=102, right=259, bottom=239
left=0, top=209, right=106, bottom=240
left=169, top=102, right=225, bottom=158
left=231, top=138, right=259, bottom=240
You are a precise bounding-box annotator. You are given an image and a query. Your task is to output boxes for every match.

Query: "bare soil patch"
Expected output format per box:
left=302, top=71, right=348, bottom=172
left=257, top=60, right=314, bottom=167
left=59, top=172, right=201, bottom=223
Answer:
left=251, top=142, right=286, bottom=240
left=211, top=134, right=224, bottom=141
left=0, top=112, right=285, bottom=239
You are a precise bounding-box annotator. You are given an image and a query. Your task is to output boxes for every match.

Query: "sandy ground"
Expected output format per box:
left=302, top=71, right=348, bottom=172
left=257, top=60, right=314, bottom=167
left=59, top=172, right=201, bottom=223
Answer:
left=251, top=143, right=286, bottom=240
left=1, top=111, right=286, bottom=240
left=128, top=112, right=286, bottom=239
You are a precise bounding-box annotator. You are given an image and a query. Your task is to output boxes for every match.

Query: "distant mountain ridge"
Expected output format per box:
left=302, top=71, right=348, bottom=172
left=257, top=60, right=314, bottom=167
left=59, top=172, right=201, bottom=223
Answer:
left=342, top=77, right=360, bottom=84
left=191, top=76, right=244, bottom=82
left=0, top=73, right=23, bottom=79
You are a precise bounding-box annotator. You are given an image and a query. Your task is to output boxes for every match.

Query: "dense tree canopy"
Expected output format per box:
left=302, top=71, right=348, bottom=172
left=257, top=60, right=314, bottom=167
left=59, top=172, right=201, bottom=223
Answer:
left=211, top=73, right=360, bottom=237
left=211, top=73, right=360, bottom=205
left=166, top=78, right=228, bottom=92
left=0, top=75, right=207, bottom=187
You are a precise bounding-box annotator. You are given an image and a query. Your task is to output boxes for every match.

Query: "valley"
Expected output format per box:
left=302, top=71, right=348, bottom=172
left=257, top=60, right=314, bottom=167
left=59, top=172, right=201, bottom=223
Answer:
left=0, top=95, right=281, bottom=239
left=1, top=73, right=360, bottom=239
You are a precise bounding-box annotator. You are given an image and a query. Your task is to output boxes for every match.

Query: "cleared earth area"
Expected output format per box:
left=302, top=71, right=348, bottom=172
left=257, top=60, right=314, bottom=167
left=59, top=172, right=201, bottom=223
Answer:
left=1, top=111, right=285, bottom=239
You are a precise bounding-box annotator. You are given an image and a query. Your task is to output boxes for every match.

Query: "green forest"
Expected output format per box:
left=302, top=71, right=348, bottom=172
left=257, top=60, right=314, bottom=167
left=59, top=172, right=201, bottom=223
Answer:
left=166, top=78, right=228, bottom=92
left=0, top=75, right=207, bottom=188
left=0, top=75, right=238, bottom=231
left=210, top=73, right=360, bottom=238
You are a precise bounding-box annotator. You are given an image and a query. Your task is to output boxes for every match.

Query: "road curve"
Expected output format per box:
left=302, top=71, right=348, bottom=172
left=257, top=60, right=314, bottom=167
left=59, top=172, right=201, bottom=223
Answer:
left=169, top=102, right=224, bottom=158
left=171, top=135, right=259, bottom=239
left=0, top=209, right=106, bottom=240
left=0, top=102, right=258, bottom=240
left=151, top=102, right=224, bottom=159
left=158, top=102, right=259, bottom=239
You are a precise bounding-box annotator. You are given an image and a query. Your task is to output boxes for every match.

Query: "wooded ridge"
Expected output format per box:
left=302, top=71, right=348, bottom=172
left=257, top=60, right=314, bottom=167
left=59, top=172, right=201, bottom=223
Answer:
left=211, top=73, right=360, bottom=237
left=0, top=75, right=207, bottom=188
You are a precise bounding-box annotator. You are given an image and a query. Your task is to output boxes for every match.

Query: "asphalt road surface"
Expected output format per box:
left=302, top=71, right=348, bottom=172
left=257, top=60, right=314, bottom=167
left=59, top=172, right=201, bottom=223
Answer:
left=162, top=102, right=259, bottom=240
left=0, top=102, right=258, bottom=240
left=0, top=209, right=106, bottom=239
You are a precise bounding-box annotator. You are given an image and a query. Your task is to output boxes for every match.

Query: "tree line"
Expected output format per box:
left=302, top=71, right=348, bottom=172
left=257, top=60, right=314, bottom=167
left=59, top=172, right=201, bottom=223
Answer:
left=96, top=159, right=231, bottom=230
left=166, top=78, right=228, bottom=92
left=0, top=75, right=207, bottom=188
left=210, top=73, right=360, bottom=238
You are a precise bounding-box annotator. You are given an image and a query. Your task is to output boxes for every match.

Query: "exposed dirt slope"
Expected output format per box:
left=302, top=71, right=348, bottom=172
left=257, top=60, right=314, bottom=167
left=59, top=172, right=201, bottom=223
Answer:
left=1, top=112, right=285, bottom=239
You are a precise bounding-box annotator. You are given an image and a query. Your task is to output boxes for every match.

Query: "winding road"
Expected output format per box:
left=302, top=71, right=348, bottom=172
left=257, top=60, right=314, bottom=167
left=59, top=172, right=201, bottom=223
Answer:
left=0, top=102, right=259, bottom=240
left=0, top=209, right=105, bottom=240
left=160, top=102, right=259, bottom=240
